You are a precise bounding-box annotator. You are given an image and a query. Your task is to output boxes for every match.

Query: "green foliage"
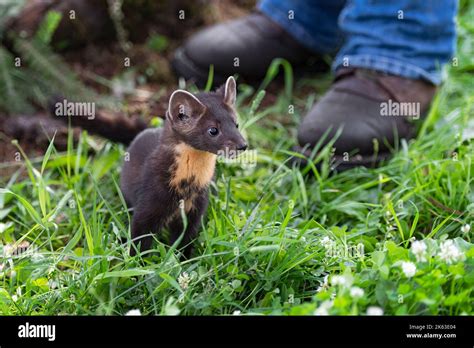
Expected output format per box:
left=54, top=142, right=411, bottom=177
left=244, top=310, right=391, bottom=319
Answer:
left=0, top=46, right=34, bottom=113
left=204, top=64, right=214, bottom=92
left=0, top=2, right=472, bottom=316
left=0, top=10, right=96, bottom=115
left=258, top=58, right=293, bottom=101
left=146, top=34, right=169, bottom=53
left=35, top=10, right=62, bottom=45
left=0, top=37, right=97, bottom=114
left=0, top=74, right=472, bottom=314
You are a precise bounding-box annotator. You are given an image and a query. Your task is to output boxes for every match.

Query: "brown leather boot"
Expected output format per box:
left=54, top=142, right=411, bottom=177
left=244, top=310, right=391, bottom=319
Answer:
left=296, top=68, right=437, bottom=170
left=172, top=13, right=327, bottom=86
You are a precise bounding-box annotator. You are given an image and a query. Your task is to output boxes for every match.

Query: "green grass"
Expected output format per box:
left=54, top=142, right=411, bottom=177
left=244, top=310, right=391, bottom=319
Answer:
left=0, top=4, right=473, bottom=316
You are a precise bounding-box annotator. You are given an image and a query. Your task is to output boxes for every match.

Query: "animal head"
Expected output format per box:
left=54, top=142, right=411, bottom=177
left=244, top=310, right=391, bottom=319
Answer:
left=166, top=76, right=247, bottom=156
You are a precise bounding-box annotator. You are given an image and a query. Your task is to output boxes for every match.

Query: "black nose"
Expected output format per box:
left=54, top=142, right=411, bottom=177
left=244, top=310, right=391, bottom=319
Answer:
left=237, top=143, right=247, bottom=151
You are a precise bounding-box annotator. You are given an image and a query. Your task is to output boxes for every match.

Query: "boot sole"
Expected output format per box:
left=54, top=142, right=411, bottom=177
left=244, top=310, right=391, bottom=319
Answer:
left=290, top=145, right=392, bottom=172
left=172, top=47, right=330, bottom=88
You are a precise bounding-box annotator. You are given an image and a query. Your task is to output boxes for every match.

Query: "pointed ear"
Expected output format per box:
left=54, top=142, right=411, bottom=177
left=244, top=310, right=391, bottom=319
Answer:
left=223, top=76, right=236, bottom=106
left=167, top=90, right=206, bottom=122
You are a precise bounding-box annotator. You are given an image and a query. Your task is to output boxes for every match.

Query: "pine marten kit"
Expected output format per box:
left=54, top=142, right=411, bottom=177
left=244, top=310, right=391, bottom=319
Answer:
left=120, top=76, right=247, bottom=257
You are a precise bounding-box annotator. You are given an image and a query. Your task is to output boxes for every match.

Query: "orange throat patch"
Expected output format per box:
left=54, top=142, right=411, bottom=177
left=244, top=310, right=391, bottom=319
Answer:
left=170, top=143, right=217, bottom=190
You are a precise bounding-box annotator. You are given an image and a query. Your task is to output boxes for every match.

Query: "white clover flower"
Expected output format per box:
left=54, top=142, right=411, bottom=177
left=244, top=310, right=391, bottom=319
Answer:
left=331, top=275, right=348, bottom=287
left=178, top=272, right=191, bottom=290
left=11, top=286, right=21, bottom=302
left=366, top=306, right=384, bottom=316
left=320, top=236, right=335, bottom=249
left=125, top=309, right=141, bottom=316
left=316, top=275, right=329, bottom=293
left=3, top=244, right=14, bottom=257
left=0, top=222, right=8, bottom=233
left=438, top=240, right=465, bottom=264
left=232, top=310, right=241, bottom=315
left=314, top=300, right=333, bottom=316
left=411, top=240, right=427, bottom=262
left=314, top=307, right=328, bottom=316
left=401, top=261, right=417, bottom=278
left=461, top=224, right=470, bottom=234
left=350, top=286, right=364, bottom=299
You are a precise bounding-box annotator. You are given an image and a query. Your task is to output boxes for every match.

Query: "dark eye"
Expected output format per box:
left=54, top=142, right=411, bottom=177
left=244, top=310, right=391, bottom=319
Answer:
left=178, top=112, right=188, bottom=120
left=208, top=127, right=219, bottom=137
left=236, top=123, right=239, bottom=128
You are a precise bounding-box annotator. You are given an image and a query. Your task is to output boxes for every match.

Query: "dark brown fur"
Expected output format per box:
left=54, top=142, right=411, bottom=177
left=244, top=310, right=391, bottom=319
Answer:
left=121, top=77, right=246, bottom=257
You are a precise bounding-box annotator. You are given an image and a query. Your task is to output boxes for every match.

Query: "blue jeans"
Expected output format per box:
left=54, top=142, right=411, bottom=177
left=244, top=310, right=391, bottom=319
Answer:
left=258, top=0, right=457, bottom=85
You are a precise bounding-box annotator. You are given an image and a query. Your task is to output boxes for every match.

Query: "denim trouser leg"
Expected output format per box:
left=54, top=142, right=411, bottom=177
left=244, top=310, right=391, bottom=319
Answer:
left=259, top=0, right=457, bottom=85
left=258, top=0, right=346, bottom=54
left=333, top=0, right=457, bottom=85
